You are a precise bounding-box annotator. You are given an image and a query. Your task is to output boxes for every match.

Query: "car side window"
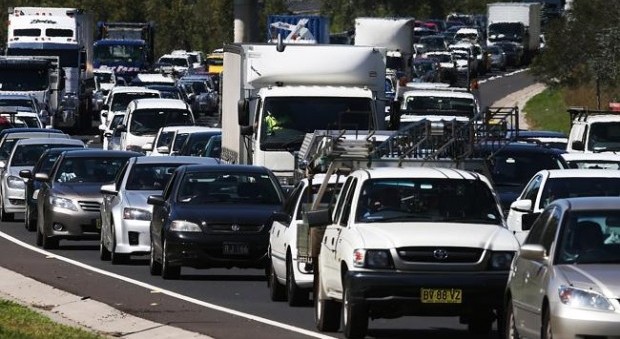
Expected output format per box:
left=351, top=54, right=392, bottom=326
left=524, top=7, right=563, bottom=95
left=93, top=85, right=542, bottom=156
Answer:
left=541, top=207, right=560, bottom=254
left=115, top=162, right=129, bottom=191
left=283, top=184, right=303, bottom=222
left=339, top=178, right=357, bottom=227
left=162, top=171, right=178, bottom=200
left=333, top=177, right=353, bottom=223
left=524, top=208, right=553, bottom=245
left=523, top=174, right=542, bottom=202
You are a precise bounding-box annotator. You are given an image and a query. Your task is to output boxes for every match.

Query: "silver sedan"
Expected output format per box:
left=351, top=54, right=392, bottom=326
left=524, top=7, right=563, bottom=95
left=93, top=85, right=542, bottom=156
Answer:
left=99, top=156, right=218, bottom=264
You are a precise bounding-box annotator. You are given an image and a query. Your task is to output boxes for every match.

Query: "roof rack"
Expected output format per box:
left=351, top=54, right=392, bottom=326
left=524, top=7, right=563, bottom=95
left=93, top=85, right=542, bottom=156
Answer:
left=567, top=106, right=620, bottom=125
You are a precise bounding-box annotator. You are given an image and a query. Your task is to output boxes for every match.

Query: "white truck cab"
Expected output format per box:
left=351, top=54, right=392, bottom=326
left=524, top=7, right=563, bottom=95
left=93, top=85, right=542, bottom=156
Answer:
left=567, top=108, right=620, bottom=153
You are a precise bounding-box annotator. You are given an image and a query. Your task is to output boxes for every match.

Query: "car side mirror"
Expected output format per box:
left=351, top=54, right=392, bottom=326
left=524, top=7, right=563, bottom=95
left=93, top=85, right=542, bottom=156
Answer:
left=271, top=211, right=291, bottom=224
left=519, top=244, right=546, bottom=261
left=104, top=131, right=113, bottom=138
left=19, top=169, right=32, bottom=179
left=572, top=140, right=585, bottom=151
left=101, top=111, right=108, bottom=118
left=100, top=183, right=118, bottom=195
left=0, top=161, right=5, bottom=169
left=34, top=173, right=50, bottom=182
left=147, top=194, right=165, bottom=206
left=102, top=104, right=109, bottom=111
left=521, top=212, right=541, bottom=231
left=510, top=199, right=532, bottom=212
left=305, top=208, right=332, bottom=227
left=156, top=145, right=170, bottom=154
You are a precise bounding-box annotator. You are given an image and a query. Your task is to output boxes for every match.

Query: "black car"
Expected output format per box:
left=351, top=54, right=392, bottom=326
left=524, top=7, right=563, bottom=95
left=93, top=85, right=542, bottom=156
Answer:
left=494, top=42, right=523, bottom=67
left=474, top=142, right=568, bottom=212
left=148, top=164, right=285, bottom=279
left=19, top=147, right=85, bottom=231
left=177, top=130, right=221, bottom=156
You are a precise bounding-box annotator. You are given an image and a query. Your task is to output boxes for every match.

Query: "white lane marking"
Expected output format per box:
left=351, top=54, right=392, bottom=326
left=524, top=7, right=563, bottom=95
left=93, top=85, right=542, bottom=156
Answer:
left=0, top=231, right=336, bottom=339
left=478, top=68, right=529, bottom=85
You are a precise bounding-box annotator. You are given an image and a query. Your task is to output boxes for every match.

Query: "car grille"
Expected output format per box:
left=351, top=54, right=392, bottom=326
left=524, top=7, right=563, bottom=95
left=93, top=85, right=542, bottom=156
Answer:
left=78, top=201, right=101, bottom=212
left=206, top=223, right=264, bottom=233
left=397, top=247, right=483, bottom=263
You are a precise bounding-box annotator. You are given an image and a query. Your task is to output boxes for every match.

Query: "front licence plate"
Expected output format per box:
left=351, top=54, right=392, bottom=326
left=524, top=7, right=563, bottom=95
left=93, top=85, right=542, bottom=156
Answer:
left=421, top=288, right=462, bottom=304
left=223, top=242, right=249, bottom=255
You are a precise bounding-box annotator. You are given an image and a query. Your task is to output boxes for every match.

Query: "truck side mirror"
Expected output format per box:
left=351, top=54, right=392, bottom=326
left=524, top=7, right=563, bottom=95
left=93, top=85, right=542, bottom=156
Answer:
left=572, top=140, right=585, bottom=151
left=238, top=99, right=250, bottom=126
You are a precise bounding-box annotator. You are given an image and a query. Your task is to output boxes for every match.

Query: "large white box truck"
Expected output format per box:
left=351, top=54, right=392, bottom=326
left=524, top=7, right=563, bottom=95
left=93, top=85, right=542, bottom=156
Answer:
left=221, top=43, right=386, bottom=186
left=487, top=2, right=541, bottom=63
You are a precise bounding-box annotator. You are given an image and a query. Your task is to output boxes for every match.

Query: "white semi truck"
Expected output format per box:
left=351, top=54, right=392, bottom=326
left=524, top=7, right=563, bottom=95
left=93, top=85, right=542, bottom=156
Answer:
left=487, top=2, right=542, bottom=64
left=221, top=43, right=387, bottom=187
left=354, top=17, right=415, bottom=79
left=6, top=7, right=95, bottom=131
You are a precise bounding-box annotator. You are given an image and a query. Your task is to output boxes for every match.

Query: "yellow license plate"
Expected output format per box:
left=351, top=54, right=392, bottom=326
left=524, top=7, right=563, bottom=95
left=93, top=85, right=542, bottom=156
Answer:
left=421, top=288, right=462, bottom=304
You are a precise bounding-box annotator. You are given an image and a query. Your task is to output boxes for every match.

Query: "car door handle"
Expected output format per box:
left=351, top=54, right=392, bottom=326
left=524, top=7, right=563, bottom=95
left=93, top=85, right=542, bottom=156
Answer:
left=331, top=238, right=334, bottom=245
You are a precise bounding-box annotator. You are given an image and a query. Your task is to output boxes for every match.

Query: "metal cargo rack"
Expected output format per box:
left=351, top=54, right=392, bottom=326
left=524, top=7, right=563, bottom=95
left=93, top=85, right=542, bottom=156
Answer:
left=567, top=106, right=620, bottom=126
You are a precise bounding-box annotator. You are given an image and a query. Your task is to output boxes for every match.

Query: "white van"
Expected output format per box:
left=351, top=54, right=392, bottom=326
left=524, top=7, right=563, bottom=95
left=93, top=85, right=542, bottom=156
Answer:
left=118, top=98, right=195, bottom=153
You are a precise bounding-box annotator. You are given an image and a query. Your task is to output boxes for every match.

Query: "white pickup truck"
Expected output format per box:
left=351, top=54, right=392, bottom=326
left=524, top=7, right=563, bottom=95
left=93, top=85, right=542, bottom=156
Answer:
left=307, top=166, right=520, bottom=338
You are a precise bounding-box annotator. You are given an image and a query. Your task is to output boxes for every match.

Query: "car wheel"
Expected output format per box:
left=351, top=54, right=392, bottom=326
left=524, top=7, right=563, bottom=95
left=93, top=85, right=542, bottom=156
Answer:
left=342, top=282, right=368, bottom=339
left=99, top=234, right=111, bottom=261
left=161, top=238, right=180, bottom=280
left=110, top=227, right=128, bottom=265
left=269, top=260, right=286, bottom=302
left=0, top=203, right=14, bottom=222
left=505, top=298, right=521, bottom=339
left=314, top=258, right=341, bottom=332
left=36, top=225, right=43, bottom=246
left=149, top=237, right=162, bottom=276
left=286, top=255, right=309, bottom=306
left=542, top=306, right=552, bottom=339
left=468, top=312, right=494, bottom=337
left=25, top=204, right=35, bottom=231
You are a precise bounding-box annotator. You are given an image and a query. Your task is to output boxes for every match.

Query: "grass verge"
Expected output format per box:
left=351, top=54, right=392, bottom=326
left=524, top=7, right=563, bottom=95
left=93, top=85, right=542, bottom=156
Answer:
left=0, top=299, right=105, bottom=339
left=523, top=87, right=570, bottom=134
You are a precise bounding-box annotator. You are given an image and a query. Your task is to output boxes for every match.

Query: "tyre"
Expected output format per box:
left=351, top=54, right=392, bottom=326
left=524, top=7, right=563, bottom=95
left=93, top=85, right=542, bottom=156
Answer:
left=149, top=238, right=162, bottom=276
left=36, top=225, right=43, bottom=246
left=0, top=204, right=14, bottom=222
left=342, top=283, right=368, bottom=339
left=110, top=227, right=128, bottom=264
left=269, top=260, right=286, bottom=302
left=542, top=306, right=552, bottom=339
left=314, top=260, right=341, bottom=332
left=25, top=204, right=36, bottom=231
left=161, top=238, right=180, bottom=279
left=505, top=299, right=520, bottom=339
left=286, top=256, right=309, bottom=306
left=99, top=235, right=111, bottom=261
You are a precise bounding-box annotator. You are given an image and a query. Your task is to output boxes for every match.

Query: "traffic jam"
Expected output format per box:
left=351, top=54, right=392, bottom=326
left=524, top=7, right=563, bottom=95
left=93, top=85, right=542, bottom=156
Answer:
left=1, top=3, right=620, bottom=339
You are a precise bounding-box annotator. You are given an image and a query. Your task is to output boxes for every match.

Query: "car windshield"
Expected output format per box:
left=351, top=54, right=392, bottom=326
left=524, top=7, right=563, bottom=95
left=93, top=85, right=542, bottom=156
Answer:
left=539, top=177, right=620, bottom=209
left=556, top=211, right=620, bottom=264
left=158, top=57, right=188, bottom=67
left=111, top=92, right=160, bottom=112
left=404, top=96, right=475, bottom=118
left=588, top=122, right=620, bottom=152
left=355, top=178, right=502, bottom=224
left=296, top=183, right=339, bottom=220
left=55, top=157, right=128, bottom=184
left=0, top=139, right=18, bottom=161
left=155, top=131, right=175, bottom=148
left=173, top=133, right=189, bottom=152
left=0, top=99, right=36, bottom=110
left=566, top=160, right=620, bottom=170
left=17, top=116, right=40, bottom=128
left=109, top=115, right=125, bottom=130
left=10, top=144, right=78, bottom=167
left=129, top=109, right=193, bottom=136
left=182, top=132, right=220, bottom=156
left=177, top=171, right=281, bottom=205
left=490, top=153, right=564, bottom=187
left=420, top=37, right=446, bottom=51
left=125, top=163, right=181, bottom=191
left=202, top=136, right=221, bottom=158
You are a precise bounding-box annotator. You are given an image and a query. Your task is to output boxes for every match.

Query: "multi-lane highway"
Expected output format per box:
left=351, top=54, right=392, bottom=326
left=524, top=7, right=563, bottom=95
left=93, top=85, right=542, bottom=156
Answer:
left=0, top=69, right=537, bottom=339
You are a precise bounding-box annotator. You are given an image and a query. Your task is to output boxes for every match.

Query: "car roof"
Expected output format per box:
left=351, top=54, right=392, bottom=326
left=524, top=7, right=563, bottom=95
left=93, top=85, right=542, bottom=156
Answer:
left=133, top=155, right=219, bottom=165
left=0, top=94, right=35, bottom=100
left=13, top=138, right=84, bottom=146
left=61, top=149, right=142, bottom=158
left=476, top=142, right=566, bottom=155
left=507, top=130, right=567, bottom=138
left=181, top=164, right=270, bottom=174
left=553, top=196, right=620, bottom=211
left=131, top=98, right=189, bottom=110
left=174, top=126, right=220, bottom=134
left=109, top=86, right=160, bottom=95
left=402, top=89, right=474, bottom=99
left=0, top=128, right=63, bottom=138
left=41, top=146, right=85, bottom=156
left=358, top=167, right=485, bottom=180
left=3, top=132, right=69, bottom=140
left=543, top=168, right=620, bottom=178
left=561, top=152, right=620, bottom=161
left=157, top=125, right=197, bottom=133
left=577, top=114, right=620, bottom=123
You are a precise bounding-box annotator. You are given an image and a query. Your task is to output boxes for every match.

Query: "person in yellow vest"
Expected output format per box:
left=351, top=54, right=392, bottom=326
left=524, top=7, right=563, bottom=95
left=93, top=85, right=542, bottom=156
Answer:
left=264, top=110, right=291, bottom=135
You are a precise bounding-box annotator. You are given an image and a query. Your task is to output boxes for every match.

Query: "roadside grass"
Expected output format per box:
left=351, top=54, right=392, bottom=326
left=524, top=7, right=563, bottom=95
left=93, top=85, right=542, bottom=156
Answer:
left=0, top=299, right=105, bottom=339
left=523, top=87, right=570, bottom=134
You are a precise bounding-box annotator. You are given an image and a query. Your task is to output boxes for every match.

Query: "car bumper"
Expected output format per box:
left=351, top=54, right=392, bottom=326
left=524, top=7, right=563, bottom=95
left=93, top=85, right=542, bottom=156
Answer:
left=46, top=207, right=100, bottom=240
left=165, top=231, right=269, bottom=269
left=4, top=186, right=26, bottom=213
left=344, top=270, right=508, bottom=318
left=115, top=219, right=151, bottom=254
left=551, top=302, right=620, bottom=338
left=292, top=258, right=314, bottom=289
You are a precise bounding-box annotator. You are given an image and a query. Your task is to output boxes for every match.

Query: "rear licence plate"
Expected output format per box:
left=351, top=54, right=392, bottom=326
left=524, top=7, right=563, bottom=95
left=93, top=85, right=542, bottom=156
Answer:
left=421, top=288, right=462, bottom=304
left=223, top=242, right=249, bottom=255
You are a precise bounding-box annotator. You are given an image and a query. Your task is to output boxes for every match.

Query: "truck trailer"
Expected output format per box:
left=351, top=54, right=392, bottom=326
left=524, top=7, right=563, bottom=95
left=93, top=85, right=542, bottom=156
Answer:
left=6, top=7, right=95, bottom=131
left=221, top=43, right=386, bottom=187
left=487, top=2, right=542, bottom=63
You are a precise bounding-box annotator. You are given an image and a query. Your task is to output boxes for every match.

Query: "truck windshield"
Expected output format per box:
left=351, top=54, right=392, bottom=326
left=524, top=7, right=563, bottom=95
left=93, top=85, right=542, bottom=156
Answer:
left=588, top=122, right=620, bottom=152
left=355, top=178, right=502, bottom=224
left=488, top=23, right=524, bottom=43
left=94, top=44, right=144, bottom=64
left=403, top=96, right=475, bottom=118
left=129, top=109, right=193, bottom=136
left=6, top=47, right=79, bottom=68
left=259, top=97, right=374, bottom=151
left=0, top=69, right=48, bottom=91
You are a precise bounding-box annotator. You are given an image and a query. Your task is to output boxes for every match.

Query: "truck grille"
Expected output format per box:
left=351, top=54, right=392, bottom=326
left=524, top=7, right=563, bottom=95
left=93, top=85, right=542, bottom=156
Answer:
left=78, top=201, right=101, bottom=212
left=206, top=223, right=264, bottom=233
left=397, top=247, right=483, bottom=263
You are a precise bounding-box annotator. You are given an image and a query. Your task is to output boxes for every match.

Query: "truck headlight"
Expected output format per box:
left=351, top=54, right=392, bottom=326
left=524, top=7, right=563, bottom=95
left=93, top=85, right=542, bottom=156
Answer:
left=170, top=220, right=202, bottom=232
left=489, top=251, right=514, bottom=270
left=559, top=285, right=615, bottom=311
left=50, top=196, right=78, bottom=211
left=7, top=176, right=26, bottom=189
left=123, top=208, right=152, bottom=221
left=353, top=249, right=394, bottom=269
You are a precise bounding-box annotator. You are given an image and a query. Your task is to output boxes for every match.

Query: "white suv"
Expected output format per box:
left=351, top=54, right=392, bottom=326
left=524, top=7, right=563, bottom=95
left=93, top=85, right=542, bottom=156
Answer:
left=567, top=109, right=620, bottom=153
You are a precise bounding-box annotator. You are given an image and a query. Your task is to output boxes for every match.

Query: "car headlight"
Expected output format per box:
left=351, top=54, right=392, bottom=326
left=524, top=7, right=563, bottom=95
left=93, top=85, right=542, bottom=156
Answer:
left=123, top=208, right=152, bottom=221
left=49, top=196, right=78, bottom=211
left=489, top=251, right=514, bottom=270
left=353, top=249, right=394, bottom=269
left=559, top=285, right=615, bottom=311
left=170, top=220, right=202, bottom=232
left=7, top=175, right=26, bottom=189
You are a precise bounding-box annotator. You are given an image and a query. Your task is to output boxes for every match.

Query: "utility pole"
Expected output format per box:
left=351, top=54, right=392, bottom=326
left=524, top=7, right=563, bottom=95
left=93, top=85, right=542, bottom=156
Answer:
left=234, top=0, right=259, bottom=43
